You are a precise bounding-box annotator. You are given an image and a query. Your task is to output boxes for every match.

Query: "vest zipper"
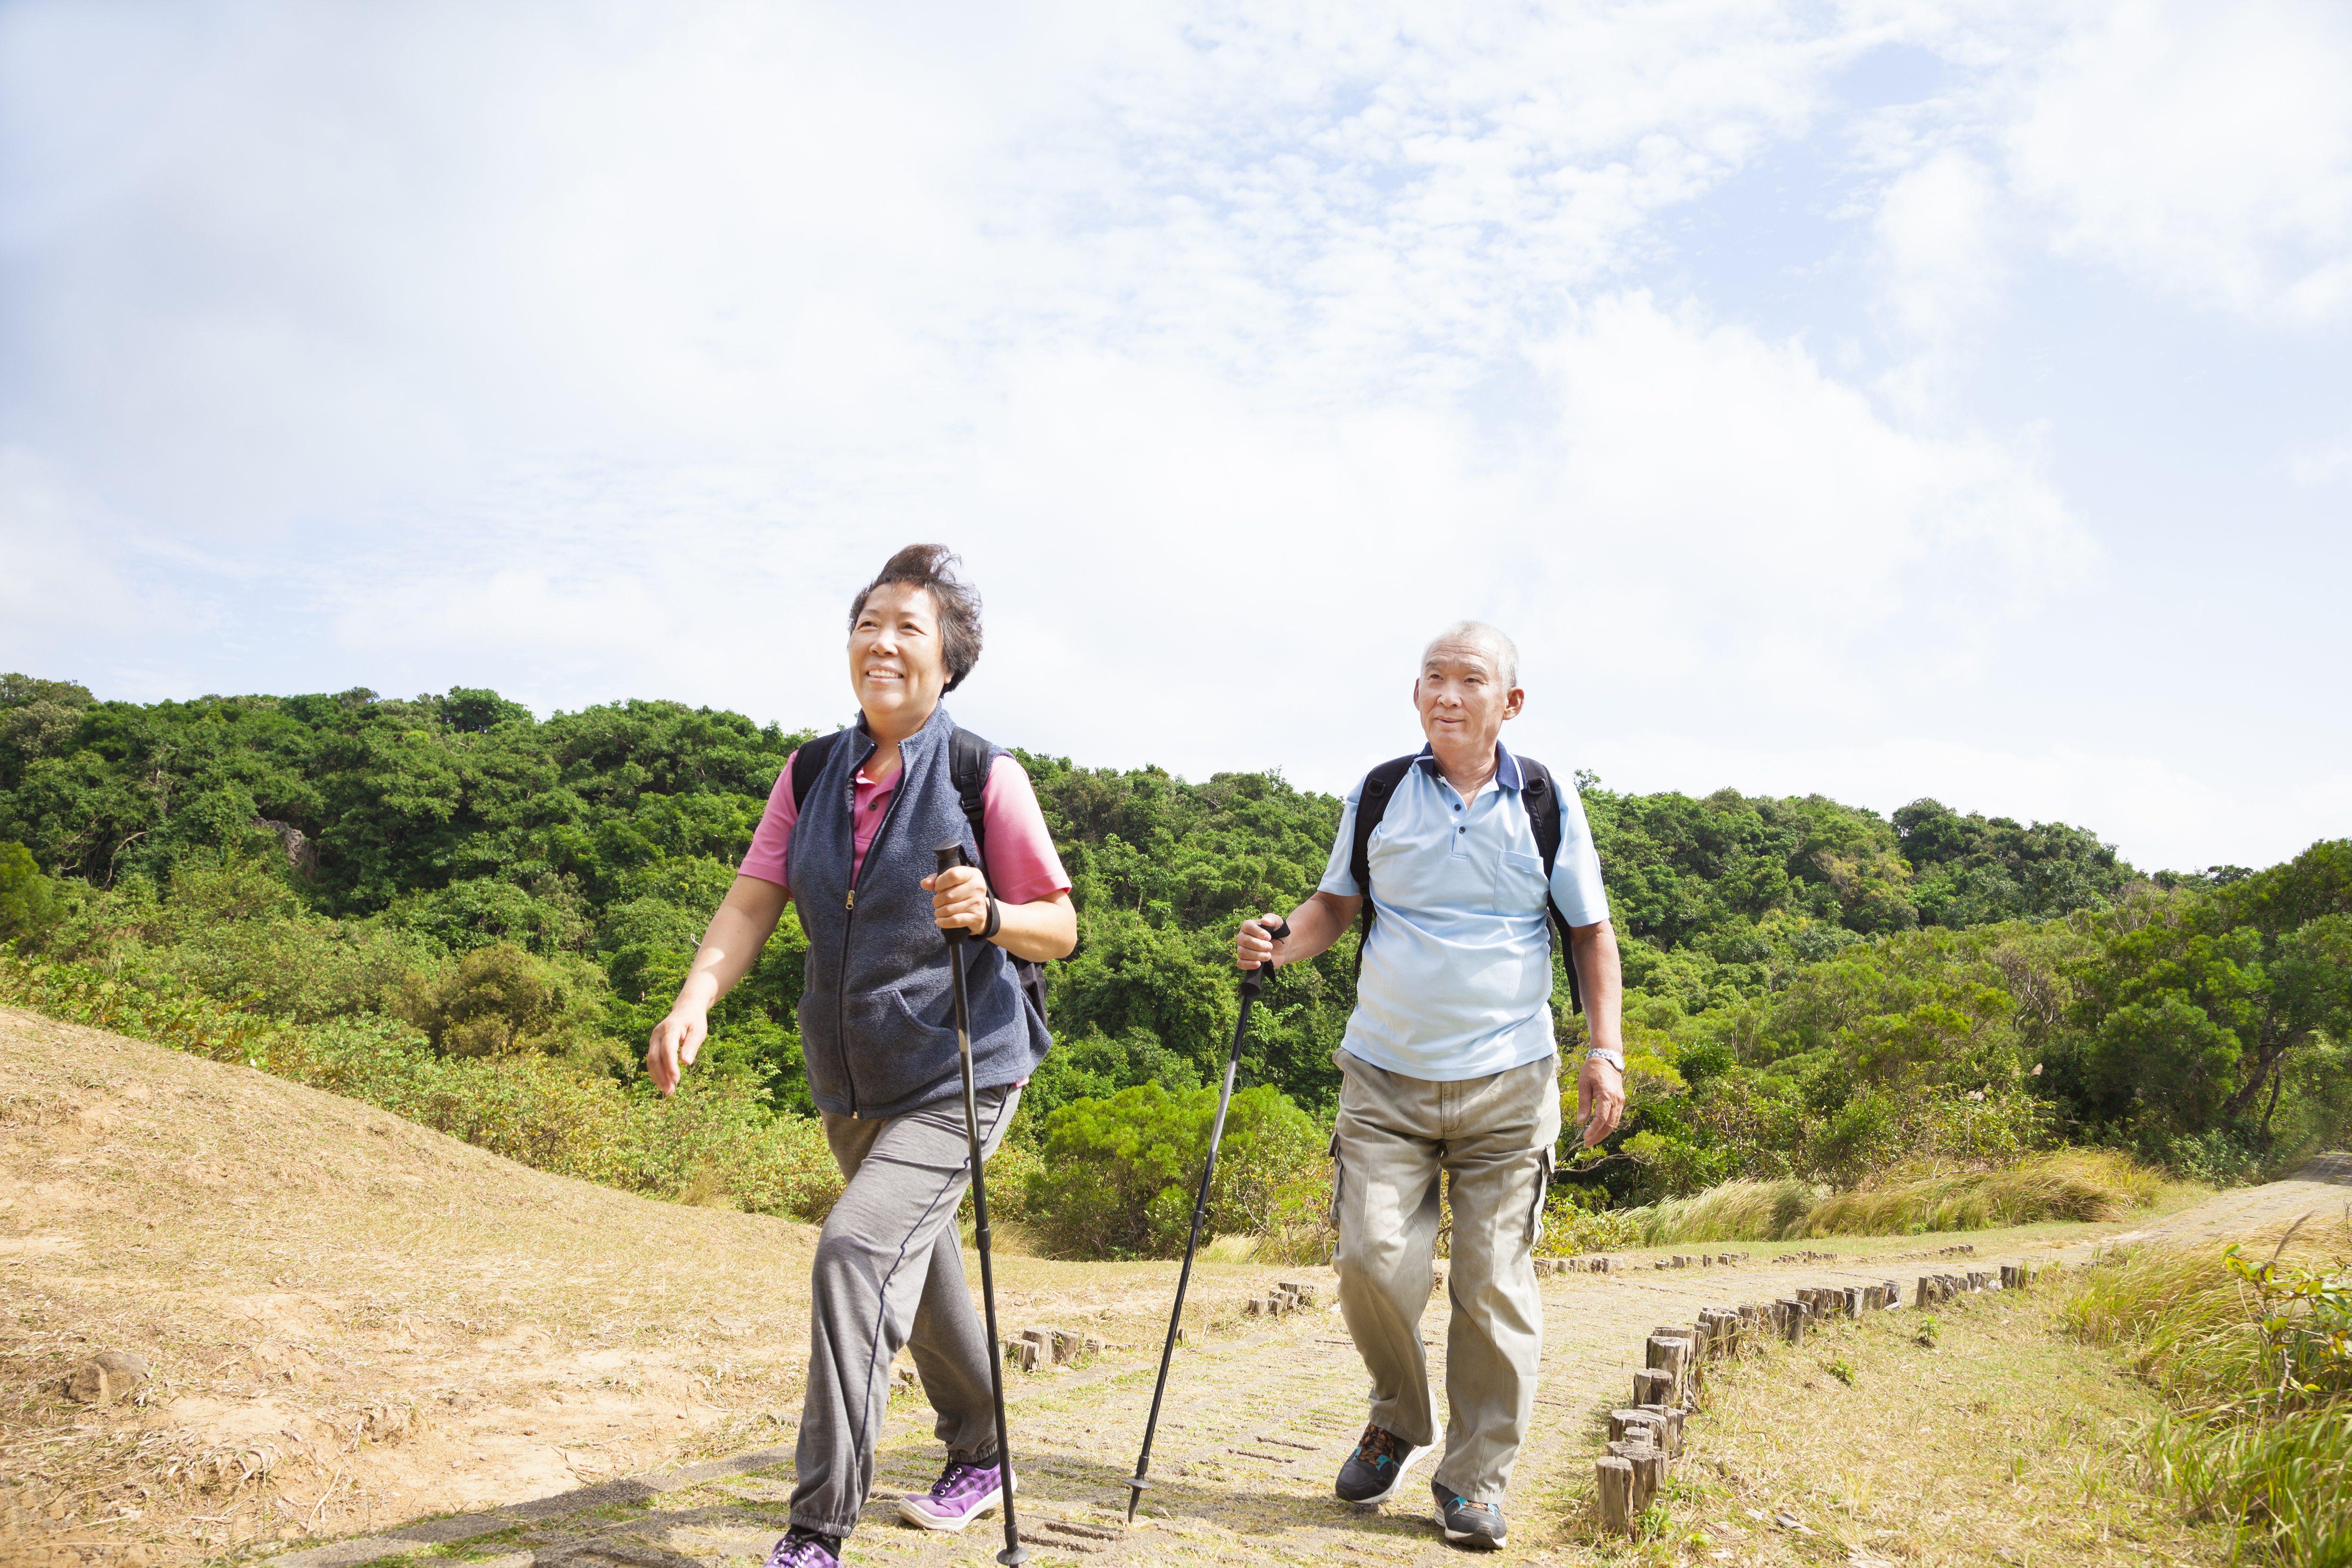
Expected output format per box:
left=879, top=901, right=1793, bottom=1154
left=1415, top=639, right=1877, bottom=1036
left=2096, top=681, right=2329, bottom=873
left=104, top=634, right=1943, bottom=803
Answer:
left=837, top=734, right=917, bottom=1119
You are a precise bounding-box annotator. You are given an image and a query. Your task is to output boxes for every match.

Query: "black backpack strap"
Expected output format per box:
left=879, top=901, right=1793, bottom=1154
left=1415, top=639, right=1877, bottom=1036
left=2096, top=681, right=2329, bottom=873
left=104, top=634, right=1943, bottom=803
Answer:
left=949, top=727, right=993, bottom=863
left=788, top=728, right=851, bottom=811
left=1348, top=755, right=1420, bottom=975
left=947, top=726, right=1049, bottom=1029
left=1516, top=757, right=1583, bottom=1016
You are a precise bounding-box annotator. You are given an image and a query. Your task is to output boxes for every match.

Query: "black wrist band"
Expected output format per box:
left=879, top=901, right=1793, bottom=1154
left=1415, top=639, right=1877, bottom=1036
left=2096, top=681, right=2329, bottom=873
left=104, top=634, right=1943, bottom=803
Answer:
left=980, top=896, right=1003, bottom=940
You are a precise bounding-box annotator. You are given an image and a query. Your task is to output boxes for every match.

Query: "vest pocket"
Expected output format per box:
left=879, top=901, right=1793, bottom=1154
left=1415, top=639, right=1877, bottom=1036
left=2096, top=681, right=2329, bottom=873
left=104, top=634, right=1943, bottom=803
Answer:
left=844, top=984, right=957, bottom=1050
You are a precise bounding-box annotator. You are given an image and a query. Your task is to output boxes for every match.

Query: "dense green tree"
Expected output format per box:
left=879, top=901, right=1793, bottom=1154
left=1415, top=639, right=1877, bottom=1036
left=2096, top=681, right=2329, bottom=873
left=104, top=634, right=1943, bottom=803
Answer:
left=4, top=674, right=2338, bottom=1189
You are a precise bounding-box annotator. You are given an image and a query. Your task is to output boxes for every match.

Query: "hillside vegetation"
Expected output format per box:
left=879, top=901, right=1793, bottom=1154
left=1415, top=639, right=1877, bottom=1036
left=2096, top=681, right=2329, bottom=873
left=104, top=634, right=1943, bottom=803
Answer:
left=0, top=673, right=2347, bottom=1249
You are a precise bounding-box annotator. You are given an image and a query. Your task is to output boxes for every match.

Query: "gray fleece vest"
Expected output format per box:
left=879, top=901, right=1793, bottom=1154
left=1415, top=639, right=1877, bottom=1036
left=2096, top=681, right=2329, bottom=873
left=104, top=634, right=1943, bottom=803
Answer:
left=789, top=704, right=1051, bottom=1120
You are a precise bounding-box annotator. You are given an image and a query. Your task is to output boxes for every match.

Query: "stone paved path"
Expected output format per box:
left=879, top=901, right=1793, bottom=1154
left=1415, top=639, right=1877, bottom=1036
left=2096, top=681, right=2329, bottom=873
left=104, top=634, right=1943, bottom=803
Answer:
left=270, top=1155, right=2352, bottom=1568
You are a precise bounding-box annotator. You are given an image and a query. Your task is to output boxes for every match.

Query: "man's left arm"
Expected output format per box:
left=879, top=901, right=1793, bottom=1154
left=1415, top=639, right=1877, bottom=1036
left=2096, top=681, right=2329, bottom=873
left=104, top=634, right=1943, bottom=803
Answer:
left=1568, top=920, right=1626, bottom=1147
left=1550, top=779, right=1625, bottom=1146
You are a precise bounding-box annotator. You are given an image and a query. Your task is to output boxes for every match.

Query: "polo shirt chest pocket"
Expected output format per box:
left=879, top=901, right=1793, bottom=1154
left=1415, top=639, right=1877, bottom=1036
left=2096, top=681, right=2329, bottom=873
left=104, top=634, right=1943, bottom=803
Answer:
left=1495, top=847, right=1547, bottom=907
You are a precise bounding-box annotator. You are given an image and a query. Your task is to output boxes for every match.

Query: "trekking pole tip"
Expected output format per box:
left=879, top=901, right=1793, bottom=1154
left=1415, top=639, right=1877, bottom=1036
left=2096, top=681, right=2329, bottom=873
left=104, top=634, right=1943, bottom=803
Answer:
left=996, top=1547, right=1030, bottom=1567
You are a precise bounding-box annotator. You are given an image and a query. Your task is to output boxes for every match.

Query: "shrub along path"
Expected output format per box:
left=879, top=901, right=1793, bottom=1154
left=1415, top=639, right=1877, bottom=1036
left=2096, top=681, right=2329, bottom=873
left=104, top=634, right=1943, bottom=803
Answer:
left=264, top=1163, right=2350, bottom=1568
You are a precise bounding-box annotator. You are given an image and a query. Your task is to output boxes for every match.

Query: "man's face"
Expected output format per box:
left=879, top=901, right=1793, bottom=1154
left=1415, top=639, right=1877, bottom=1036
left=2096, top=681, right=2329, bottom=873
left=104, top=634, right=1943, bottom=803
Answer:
left=1414, top=639, right=1524, bottom=759
left=849, top=582, right=949, bottom=730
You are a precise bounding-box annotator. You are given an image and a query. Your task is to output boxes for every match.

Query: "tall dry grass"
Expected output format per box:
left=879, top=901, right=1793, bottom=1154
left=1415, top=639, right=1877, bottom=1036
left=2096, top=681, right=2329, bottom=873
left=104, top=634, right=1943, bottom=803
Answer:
left=1630, top=1149, right=2193, bottom=1244
left=2065, top=1217, right=2352, bottom=1565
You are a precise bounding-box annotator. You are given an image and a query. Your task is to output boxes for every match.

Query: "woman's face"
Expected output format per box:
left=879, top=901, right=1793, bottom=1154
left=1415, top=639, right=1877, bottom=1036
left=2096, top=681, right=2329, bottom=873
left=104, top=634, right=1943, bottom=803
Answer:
left=848, top=582, right=949, bottom=736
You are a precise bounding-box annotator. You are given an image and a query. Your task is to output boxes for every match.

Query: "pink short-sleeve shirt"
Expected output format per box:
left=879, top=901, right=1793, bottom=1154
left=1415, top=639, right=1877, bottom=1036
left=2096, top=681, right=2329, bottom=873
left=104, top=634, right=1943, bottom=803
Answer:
left=738, top=750, right=1072, bottom=905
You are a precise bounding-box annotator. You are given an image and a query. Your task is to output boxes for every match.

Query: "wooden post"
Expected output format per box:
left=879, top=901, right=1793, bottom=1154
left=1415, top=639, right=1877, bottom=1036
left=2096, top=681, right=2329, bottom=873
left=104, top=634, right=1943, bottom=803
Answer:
left=1779, top=1298, right=1805, bottom=1344
left=1646, top=1336, right=1691, bottom=1406
left=1628, top=1445, right=1665, bottom=1511
left=1632, top=1368, right=1673, bottom=1407
left=1914, top=1276, right=1933, bottom=1309
left=1608, top=1408, right=1657, bottom=1443
left=1595, top=1456, right=1635, bottom=1535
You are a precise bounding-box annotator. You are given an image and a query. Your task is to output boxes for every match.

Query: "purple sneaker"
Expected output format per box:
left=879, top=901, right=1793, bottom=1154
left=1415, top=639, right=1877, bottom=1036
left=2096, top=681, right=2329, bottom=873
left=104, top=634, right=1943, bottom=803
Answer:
left=895, top=1456, right=1009, bottom=1532
left=761, top=1531, right=840, bottom=1568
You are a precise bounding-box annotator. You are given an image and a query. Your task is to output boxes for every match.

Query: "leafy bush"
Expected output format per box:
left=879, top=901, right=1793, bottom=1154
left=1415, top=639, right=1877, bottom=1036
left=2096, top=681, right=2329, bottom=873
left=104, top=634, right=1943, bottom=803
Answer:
left=1022, top=1080, right=1324, bottom=1259
left=394, top=940, right=615, bottom=1060
left=1534, top=1184, right=1643, bottom=1254
left=0, top=840, right=60, bottom=950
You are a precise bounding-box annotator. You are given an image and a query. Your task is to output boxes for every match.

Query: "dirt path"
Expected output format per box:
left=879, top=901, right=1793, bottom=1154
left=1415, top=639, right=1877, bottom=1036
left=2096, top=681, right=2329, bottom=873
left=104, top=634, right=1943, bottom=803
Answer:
left=270, top=1154, right=2352, bottom=1568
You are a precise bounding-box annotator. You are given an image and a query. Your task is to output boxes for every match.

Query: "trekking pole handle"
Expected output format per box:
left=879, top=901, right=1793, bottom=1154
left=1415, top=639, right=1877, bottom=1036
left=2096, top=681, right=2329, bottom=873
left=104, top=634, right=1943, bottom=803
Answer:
left=1239, top=918, right=1291, bottom=1000
left=934, top=842, right=971, bottom=946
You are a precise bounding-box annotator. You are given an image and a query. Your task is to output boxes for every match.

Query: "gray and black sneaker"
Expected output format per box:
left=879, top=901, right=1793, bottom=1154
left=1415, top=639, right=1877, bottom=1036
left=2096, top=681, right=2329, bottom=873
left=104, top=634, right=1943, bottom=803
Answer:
left=1432, top=1481, right=1507, bottom=1549
left=1334, top=1423, right=1425, bottom=1506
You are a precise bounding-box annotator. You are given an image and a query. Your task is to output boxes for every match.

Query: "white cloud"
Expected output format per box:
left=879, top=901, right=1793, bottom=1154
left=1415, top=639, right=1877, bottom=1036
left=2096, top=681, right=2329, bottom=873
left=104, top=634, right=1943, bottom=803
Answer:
left=0, top=0, right=2342, bottom=876
left=1871, top=149, right=2006, bottom=409
left=2005, top=0, right=2352, bottom=319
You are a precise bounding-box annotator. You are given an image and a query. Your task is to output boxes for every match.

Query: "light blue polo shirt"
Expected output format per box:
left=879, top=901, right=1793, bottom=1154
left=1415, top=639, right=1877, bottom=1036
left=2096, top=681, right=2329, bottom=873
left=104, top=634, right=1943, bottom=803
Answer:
left=1319, top=742, right=1610, bottom=1083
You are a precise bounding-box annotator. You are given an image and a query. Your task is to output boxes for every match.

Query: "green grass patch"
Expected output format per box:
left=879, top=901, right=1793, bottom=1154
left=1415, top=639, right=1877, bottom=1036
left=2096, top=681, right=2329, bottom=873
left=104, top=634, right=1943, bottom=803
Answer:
left=2063, top=1216, right=2352, bottom=1565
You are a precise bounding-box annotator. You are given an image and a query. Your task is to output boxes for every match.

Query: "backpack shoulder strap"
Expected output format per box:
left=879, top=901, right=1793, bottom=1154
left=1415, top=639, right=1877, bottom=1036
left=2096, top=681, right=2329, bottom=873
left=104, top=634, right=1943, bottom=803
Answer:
left=1348, top=754, right=1419, bottom=979
left=947, top=726, right=1051, bottom=1027
left=788, top=728, right=851, bottom=811
left=1514, top=756, right=1584, bottom=1016
left=1518, top=757, right=1562, bottom=874
left=1349, top=754, right=1420, bottom=898
left=949, top=727, right=993, bottom=865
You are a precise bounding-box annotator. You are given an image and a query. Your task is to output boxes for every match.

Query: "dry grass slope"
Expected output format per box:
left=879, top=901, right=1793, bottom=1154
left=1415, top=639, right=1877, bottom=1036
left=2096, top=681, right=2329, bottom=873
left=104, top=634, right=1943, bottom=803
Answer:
left=1633, top=1150, right=2201, bottom=1246
left=0, top=1007, right=1319, bottom=1568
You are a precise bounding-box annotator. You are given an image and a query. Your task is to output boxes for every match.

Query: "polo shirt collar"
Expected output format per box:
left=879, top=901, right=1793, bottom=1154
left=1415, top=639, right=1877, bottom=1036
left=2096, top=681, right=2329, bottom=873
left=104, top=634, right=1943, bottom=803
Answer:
left=1413, top=741, right=1525, bottom=792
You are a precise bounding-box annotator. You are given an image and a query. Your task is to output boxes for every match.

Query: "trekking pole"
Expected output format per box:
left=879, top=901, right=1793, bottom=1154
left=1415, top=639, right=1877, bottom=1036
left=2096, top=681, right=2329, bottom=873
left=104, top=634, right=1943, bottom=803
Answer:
left=1123, top=916, right=1291, bottom=1524
left=936, top=844, right=1027, bottom=1568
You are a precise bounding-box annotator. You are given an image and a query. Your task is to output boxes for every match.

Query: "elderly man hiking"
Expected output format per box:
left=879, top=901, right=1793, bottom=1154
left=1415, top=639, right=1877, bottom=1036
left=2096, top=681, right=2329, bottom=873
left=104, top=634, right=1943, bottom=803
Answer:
left=1235, top=621, right=1627, bottom=1550
left=646, top=545, right=1077, bottom=1568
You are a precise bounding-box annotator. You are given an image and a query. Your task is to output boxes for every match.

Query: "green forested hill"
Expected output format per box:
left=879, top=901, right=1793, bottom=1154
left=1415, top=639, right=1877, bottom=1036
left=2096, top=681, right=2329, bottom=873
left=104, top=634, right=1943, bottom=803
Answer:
left=2, top=673, right=2343, bottom=1199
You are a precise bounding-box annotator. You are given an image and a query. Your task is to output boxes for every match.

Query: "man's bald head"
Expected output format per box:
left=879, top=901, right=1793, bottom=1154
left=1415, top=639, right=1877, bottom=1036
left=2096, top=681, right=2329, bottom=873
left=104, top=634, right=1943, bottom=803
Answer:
left=1421, top=621, right=1519, bottom=690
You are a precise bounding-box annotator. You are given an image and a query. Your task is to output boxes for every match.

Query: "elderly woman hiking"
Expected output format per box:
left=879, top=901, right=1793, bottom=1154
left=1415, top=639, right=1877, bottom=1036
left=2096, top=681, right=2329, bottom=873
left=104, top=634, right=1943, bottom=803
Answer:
left=1235, top=620, right=1627, bottom=1551
left=646, top=545, right=1076, bottom=1568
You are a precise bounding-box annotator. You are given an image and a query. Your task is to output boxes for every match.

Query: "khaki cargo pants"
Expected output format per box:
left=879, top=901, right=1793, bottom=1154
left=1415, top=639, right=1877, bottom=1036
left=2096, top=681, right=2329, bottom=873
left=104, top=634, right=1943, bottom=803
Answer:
left=1331, top=1049, right=1559, bottom=1506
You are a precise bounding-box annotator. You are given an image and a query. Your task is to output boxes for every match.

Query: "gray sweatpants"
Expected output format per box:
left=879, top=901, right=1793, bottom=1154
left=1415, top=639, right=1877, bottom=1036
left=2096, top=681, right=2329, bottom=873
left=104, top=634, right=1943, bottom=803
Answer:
left=789, top=1085, right=1018, bottom=1539
left=1331, top=1050, right=1559, bottom=1506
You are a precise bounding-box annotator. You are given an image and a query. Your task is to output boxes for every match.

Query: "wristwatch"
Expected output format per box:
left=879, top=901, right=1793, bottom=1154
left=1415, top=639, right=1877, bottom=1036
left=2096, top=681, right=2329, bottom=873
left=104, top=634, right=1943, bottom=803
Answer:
left=1586, top=1047, right=1625, bottom=1072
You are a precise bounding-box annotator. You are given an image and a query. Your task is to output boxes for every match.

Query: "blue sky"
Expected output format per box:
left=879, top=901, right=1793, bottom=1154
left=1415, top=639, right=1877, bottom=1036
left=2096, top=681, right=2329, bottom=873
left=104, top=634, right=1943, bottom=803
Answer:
left=1, top=0, right=2347, bottom=873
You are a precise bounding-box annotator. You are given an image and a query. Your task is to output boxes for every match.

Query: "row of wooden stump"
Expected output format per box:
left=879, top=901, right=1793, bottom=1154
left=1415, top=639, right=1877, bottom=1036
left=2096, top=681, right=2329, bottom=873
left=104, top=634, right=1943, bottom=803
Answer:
left=999, top=1325, right=1110, bottom=1374
left=1243, top=1278, right=1323, bottom=1318
left=999, top=1275, right=1340, bottom=1376
left=1591, top=1260, right=2046, bottom=1533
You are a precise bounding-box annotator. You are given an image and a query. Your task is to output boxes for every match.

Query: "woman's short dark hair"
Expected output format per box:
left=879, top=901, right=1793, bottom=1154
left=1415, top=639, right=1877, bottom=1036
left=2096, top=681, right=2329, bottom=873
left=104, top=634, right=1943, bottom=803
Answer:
left=849, top=544, right=983, bottom=692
